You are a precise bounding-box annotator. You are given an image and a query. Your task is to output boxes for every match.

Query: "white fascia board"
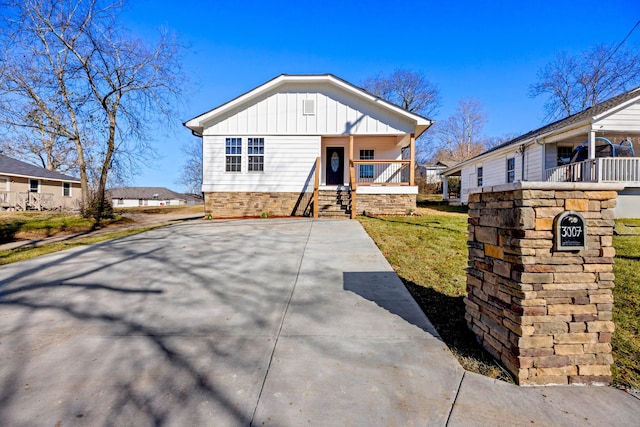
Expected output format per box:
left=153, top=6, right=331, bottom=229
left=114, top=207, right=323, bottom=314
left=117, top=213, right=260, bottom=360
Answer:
left=184, top=74, right=433, bottom=134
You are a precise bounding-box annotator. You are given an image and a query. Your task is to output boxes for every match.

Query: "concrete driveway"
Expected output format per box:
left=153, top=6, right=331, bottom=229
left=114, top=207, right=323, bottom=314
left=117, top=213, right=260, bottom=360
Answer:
left=1, top=219, right=638, bottom=426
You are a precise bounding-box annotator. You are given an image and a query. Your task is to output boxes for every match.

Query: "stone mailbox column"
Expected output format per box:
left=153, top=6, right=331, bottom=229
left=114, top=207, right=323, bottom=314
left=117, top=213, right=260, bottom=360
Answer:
left=464, top=183, right=621, bottom=386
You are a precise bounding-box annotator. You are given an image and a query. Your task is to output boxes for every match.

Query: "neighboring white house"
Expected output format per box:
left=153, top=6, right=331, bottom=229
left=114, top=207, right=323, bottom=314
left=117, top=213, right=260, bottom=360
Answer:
left=441, top=87, right=640, bottom=218
left=109, top=187, right=188, bottom=208
left=184, top=74, right=432, bottom=218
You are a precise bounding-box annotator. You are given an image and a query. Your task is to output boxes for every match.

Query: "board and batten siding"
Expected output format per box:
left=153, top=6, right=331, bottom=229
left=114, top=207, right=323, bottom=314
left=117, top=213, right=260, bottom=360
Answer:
left=202, top=135, right=320, bottom=193
left=595, top=100, right=640, bottom=132
left=201, top=82, right=415, bottom=137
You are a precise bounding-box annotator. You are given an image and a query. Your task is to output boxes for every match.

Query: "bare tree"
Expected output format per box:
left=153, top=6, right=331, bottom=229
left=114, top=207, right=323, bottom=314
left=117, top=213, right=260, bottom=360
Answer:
left=530, top=43, right=640, bottom=120
left=0, top=0, right=184, bottom=218
left=428, top=98, right=488, bottom=163
left=362, top=69, right=441, bottom=117
left=176, top=139, right=202, bottom=194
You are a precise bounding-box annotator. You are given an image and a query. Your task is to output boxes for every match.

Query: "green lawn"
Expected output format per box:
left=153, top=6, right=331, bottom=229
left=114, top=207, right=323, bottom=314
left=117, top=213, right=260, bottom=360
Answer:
left=611, top=231, right=640, bottom=389
left=359, top=209, right=640, bottom=388
left=0, top=212, right=129, bottom=243
left=358, top=209, right=513, bottom=381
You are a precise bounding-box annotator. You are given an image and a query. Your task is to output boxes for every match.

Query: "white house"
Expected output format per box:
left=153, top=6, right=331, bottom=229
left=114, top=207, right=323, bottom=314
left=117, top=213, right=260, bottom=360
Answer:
left=109, top=187, right=188, bottom=208
left=441, top=87, right=640, bottom=218
left=184, top=74, right=432, bottom=218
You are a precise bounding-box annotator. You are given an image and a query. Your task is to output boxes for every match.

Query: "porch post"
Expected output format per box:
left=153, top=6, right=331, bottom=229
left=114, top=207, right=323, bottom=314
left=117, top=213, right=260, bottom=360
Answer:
left=588, top=130, right=596, bottom=160
left=349, top=135, right=354, bottom=164
left=442, top=176, right=449, bottom=200
left=409, top=133, right=415, bottom=186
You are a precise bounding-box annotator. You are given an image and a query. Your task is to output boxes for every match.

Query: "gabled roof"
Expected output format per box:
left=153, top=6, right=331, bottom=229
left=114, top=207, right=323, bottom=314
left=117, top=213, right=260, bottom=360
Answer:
left=184, top=73, right=433, bottom=136
left=108, top=187, right=186, bottom=200
left=0, top=154, right=80, bottom=182
left=443, top=86, right=640, bottom=175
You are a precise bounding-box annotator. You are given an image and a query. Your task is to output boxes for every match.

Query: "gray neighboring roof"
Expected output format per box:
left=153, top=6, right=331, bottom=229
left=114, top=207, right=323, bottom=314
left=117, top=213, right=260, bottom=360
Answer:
left=0, top=154, right=80, bottom=182
left=483, top=86, right=640, bottom=156
left=108, top=187, right=186, bottom=200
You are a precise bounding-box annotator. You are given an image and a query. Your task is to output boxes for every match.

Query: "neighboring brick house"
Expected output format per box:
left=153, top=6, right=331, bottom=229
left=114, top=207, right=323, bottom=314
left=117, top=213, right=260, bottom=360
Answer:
left=0, top=154, right=81, bottom=211
left=184, top=74, right=432, bottom=218
left=109, top=187, right=189, bottom=207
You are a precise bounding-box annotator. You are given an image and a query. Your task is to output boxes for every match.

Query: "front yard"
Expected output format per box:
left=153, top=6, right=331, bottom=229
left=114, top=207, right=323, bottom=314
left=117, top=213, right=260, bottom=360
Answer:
left=359, top=208, right=640, bottom=389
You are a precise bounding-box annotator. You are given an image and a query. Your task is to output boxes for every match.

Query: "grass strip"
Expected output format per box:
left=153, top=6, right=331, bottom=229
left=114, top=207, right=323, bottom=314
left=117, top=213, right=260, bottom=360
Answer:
left=611, top=233, right=640, bottom=389
left=0, top=226, right=159, bottom=265
left=359, top=210, right=640, bottom=388
left=358, top=210, right=514, bottom=382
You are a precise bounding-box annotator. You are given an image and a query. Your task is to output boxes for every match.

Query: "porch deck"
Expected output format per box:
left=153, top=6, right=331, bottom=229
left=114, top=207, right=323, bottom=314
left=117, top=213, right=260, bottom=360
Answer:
left=544, top=157, right=640, bottom=185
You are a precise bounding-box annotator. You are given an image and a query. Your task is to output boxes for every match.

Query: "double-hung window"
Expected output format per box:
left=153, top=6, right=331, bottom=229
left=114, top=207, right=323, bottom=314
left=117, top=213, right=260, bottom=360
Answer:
left=477, top=166, right=483, bottom=187
left=359, top=149, right=374, bottom=180
left=506, top=158, right=516, bottom=183
left=557, top=146, right=573, bottom=166
left=62, top=182, right=72, bottom=197
left=29, top=179, right=40, bottom=193
left=225, top=138, right=242, bottom=172
left=248, top=138, right=264, bottom=172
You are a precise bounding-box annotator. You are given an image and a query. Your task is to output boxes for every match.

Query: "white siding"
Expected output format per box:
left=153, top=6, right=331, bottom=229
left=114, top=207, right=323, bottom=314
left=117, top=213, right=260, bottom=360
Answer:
left=202, top=135, right=320, bottom=192
left=484, top=155, right=509, bottom=186
left=527, top=143, right=544, bottom=181
left=202, top=82, right=415, bottom=136
left=596, top=101, right=640, bottom=132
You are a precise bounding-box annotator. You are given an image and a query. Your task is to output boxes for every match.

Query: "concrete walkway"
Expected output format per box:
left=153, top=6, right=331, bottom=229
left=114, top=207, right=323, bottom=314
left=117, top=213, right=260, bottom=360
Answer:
left=0, top=219, right=637, bottom=426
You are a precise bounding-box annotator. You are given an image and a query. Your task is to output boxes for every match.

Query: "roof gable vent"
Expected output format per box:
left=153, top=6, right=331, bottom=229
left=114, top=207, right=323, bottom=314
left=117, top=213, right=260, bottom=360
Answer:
left=303, top=99, right=315, bottom=116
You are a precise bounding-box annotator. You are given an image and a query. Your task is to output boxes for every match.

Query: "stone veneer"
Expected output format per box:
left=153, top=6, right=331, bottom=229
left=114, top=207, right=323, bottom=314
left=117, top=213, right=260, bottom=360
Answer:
left=465, top=183, right=621, bottom=386
left=356, top=193, right=416, bottom=216
left=204, top=192, right=312, bottom=218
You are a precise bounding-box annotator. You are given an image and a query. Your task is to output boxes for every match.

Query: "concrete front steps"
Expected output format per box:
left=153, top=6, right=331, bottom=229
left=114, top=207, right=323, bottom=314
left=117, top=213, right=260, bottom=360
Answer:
left=317, top=189, right=351, bottom=219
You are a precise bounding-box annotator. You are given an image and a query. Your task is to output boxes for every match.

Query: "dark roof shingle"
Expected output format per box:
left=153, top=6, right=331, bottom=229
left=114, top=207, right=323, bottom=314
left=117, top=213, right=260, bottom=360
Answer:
left=0, top=154, right=80, bottom=181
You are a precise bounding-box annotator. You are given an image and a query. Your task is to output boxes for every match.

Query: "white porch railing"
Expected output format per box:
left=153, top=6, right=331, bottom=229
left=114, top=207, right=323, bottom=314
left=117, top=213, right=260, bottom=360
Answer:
left=351, top=160, right=411, bottom=185
left=0, top=192, right=55, bottom=210
left=544, top=157, right=640, bottom=185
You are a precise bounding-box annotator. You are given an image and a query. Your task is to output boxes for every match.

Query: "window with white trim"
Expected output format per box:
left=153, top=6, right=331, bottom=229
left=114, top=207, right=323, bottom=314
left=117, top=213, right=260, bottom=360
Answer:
left=359, top=149, right=374, bottom=179
left=477, top=166, right=483, bottom=187
left=62, top=182, right=72, bottom=197
left=248, top=138, right=264, bottom=172
left=225, top=138, right=242, bottom=172
left=557, top=146, right=573, bottom=166
left=506, top=158, right=516, bottom=183
left=29, top=179, right=40, bottom=193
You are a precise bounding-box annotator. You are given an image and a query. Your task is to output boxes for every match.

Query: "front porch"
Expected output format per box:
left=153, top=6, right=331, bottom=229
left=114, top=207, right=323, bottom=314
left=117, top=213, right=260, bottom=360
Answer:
left=544, top=157, right=640, bottom=184
left=0, top=191, right=56, bottom=211
left=313, top=134, right=418, bottom=218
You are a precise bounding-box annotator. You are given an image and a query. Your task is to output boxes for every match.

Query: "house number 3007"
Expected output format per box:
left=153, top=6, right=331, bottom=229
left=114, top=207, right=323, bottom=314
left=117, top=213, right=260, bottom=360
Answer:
left=561, top=226, right=582, bottom=238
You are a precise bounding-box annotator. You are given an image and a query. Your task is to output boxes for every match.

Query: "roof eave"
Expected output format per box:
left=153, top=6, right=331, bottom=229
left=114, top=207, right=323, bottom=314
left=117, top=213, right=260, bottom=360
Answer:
left=0, top=171, right=81, bottom=182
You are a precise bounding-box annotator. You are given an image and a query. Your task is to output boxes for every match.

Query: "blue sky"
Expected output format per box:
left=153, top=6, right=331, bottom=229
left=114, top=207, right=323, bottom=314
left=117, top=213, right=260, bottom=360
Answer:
left=121, top=0, right=640, bottom=191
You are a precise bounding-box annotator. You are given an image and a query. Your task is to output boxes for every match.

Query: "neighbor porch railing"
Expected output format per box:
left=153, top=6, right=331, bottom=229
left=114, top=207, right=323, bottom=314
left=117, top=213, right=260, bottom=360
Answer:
left=545, top=157, right=640, bottom=185
left=351, top=160, right=412, bottom=185
left=3, top=192, right=55, bottom=210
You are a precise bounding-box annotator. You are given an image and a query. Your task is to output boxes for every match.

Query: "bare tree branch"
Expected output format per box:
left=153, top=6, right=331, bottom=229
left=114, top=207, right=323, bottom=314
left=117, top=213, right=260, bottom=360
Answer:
left=0, top=0, right=186, bottom=218
left=362, top=69, right=441, bottom=117
left=530, top=43, right=640, bottom=121
left=426, top=98, right=489, bottom=163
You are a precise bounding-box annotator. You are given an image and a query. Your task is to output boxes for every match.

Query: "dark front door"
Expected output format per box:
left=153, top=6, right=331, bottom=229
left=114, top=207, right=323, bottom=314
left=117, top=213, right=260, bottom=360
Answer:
left=325, top=147, right=344, bottom=185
